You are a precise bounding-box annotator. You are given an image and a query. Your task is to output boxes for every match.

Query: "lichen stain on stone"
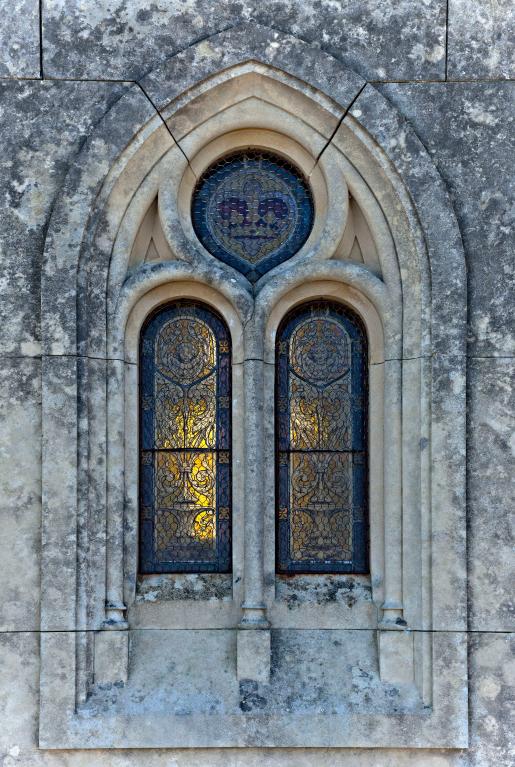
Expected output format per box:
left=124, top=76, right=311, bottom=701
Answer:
left=195, top=40, right=221, bottom=61
left=276, top=574, right=371, bottom=608
left=464, top=101, right=500, bottom=127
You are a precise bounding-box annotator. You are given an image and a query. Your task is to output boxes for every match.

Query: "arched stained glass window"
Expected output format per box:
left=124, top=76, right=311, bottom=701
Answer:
left=139, top=302, right=231, bottom=573
left=276, top=301, right=368, bottom=574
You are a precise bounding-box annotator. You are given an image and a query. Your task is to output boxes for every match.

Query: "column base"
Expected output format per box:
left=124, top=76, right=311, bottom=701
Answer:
left=238, top=601, right=270, bottom=628
left=103, top=601, right=128, bottom=629
left=379, top=600, right=406, bottom=628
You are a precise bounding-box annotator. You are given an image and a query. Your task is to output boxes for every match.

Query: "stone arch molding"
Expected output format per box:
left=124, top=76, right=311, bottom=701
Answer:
left=39, top=24, right=468, bottom=750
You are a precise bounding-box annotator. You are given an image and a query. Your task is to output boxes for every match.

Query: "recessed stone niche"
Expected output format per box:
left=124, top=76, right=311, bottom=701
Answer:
left=38, top=25, right=467, bottom=751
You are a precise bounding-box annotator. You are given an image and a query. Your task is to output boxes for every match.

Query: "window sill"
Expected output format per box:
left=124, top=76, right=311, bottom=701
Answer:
left=269, top=573, right=376, bottom=629
left=275, top=573, right=372, bottom=607
left=135, top=573, right=233, bottom=603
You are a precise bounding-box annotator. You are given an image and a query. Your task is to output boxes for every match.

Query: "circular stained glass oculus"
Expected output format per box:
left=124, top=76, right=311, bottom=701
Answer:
left=191, top=150, right=314, bottom=282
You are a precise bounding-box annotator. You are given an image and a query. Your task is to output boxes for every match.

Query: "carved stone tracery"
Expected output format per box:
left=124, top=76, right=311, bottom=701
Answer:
left=39, top=25, right=467, bottom=750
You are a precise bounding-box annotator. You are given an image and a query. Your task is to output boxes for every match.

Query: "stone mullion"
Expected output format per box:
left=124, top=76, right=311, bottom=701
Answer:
left=237, top=322, right=271, bottom=682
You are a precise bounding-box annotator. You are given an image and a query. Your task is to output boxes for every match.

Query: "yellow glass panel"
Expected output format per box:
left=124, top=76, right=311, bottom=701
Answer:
left=155, top=451, right=215, bottom=509
left=193, top=509, right=215, bottom=542
left=154, top=451, right=217, bottom=559
left=154, top=313, right=217, bottom=450
left=155, top=375, right=216, bottom=449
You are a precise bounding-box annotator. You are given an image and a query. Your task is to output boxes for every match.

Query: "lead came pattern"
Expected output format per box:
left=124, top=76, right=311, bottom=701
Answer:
left=139, top=303, right=232, bottom=573
left=154, top=451, right=217, bottom=562
left=290, top=453, right=353, bottom=561
left=276, top=302, right=368, bottom=573
left=191, top=150, right=314, bottom=282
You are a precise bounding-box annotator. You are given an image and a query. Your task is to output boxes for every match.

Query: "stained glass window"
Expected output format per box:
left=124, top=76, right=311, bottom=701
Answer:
left=276, top=301, right=368, bottom=574
left=139, top=302, right=231, bottom=573
left=191, top=150, right=314, bottom=283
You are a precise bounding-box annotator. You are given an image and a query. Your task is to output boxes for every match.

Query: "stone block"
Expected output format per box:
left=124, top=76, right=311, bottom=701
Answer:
left=42, top=1, right=446, bottom=82
left=448, top=0, right=515, bottom=79
left=40, top=355, right=78, bottom=632
left=378, top=82, right=515, bottom=357
left=468, top=358, right=515, bottom=631
left=0, top=632, right=39, bottom=752
left=0, top=80, right=132, bottom=356
left=378, top=630, right=414, bottom=685
left=0, top=1, right=39, bottom=77
left=39, top=632, right=76, bottom=748
left=0, top=358, right=41, bottom=631
left=140, top=24, right=364, bottom=124
left=344, top=85, right=467, bottom=361
left=468, top=632, right=515, bottom=767
left=34, top=628, right=467, bottom=748
left=430, top=353, right=467, bottom=631
left=237, top=629, right=271, bottom=684
left=94, top=631, right=129, bottom=685
left=40, top=83, right=160, bottom=357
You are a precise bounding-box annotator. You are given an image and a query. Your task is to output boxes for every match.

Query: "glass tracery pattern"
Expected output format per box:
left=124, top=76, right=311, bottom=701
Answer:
left=139, top=302, right=231, bottom=573
left=191, top=150, right=314, bottom=283
left=276, top=301, right=368, bottom=574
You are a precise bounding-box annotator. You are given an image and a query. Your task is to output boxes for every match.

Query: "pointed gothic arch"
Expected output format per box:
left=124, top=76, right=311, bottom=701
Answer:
left=39, top=24, right=467, bottom=749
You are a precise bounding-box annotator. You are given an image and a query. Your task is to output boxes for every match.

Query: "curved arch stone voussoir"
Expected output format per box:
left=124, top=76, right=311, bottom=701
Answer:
left=343, top=84, right=467, bottom=359
left=138, top=22, right=366, bottom=122
left=41, top=86, right=175, bottom=356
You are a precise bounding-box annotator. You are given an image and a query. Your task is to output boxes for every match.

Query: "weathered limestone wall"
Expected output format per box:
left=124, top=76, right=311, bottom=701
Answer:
left=0, top=2, right=513, bottom=765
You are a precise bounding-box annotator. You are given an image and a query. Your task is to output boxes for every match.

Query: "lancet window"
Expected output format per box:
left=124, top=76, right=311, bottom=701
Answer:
left=275, top=301, right=368, bottom=574
left=139, top=301, right=232, bottom=573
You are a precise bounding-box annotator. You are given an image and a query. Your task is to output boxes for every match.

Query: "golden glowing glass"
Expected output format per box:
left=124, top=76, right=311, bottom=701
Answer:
left=139, top=303, right=232, bottom=573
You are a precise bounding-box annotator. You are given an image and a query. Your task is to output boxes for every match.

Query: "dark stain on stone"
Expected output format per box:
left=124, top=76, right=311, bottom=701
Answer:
left=239, top=680, right=267, bottom=712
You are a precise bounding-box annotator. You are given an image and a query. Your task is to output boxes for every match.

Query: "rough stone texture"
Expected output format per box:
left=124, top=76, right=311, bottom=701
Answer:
left=448, top=0, right=515, bottom=80
left=275, top=574, right=373, bottom=608
left=468, top=632, right=515, bottom=767
left=136, top=573, right=233, bottom=601
left=0, top=5, right=513, bottom=766
left=0, top=630, right=511, bottom=765
left=379, top=82, right=515, bottom=358
left=0, top=0, right=39, bottom=77
left=42, top=0, right=446, bottom=82
left=140, top=23, right=365, bottom=121
left=0, top=358, right=41, bottom=631
left=468, top=358, right=515, bottom=632
left=0, top=80, right=132, bottom=357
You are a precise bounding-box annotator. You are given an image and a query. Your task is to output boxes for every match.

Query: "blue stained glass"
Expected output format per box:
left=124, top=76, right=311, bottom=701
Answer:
left=139, top=301, right=232, bottom=574
left=192, top=150, right=314, bottom=282
left=275, top=301, right=368, bottom=574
